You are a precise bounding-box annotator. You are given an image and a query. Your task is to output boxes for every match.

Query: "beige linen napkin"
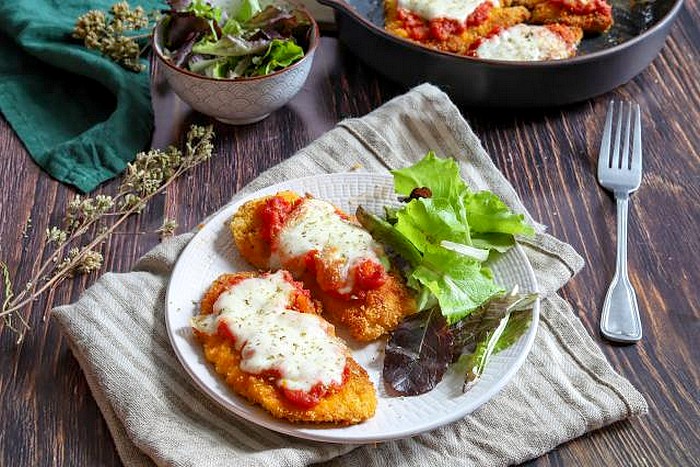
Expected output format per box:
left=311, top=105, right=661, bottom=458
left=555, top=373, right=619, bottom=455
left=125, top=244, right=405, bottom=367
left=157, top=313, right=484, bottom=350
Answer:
left=53, top=84, right=647, bottom=467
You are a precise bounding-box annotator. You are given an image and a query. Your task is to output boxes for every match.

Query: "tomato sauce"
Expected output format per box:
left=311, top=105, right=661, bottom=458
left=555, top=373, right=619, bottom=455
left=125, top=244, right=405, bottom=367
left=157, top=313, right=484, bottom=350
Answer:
left=263, top=195, right=388, bottom=299
left=209, top=272, right=349, bottom=409
left=549, top=0, right=611, bottom=16
left=353, top=258, right=387, bottom=291
left=216, top=319, right=238, bottom=343
left=466, top=2, right=493, bottom=28
left=261, top=195, right=301, bottom=243
left=397, top=3, right=492, bottom=42
left=282, top=366, right=350, bottom=409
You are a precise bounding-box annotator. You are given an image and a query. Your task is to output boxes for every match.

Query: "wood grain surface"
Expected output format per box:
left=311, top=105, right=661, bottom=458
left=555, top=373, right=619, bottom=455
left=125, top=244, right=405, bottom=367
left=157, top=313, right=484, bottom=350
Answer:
left=1, top=3, right=698, bottom=466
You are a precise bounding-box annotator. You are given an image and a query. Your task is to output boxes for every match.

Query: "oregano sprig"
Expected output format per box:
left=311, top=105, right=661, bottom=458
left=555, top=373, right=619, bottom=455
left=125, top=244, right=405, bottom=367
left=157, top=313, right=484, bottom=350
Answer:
left=73, top=2, right=155, bottom=72
left=0, top=124, right=216, bottom=344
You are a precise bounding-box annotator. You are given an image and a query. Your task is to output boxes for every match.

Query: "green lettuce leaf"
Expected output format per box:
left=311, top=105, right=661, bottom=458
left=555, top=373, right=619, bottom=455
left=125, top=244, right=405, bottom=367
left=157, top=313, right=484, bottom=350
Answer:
left=221, top=18, right=243, bottom=36
left=234, top=0, right=262, bottom=22
left=192, top=34, right=269, bottom=57
left=463, top=309, right=532, bottom=388
left=206, top=58, right=230, bottom=78
left=187, top=0, right=222, bottom=22
left=391, top=151, right=469, bottom=199
left=395, top=198, right=471, bottom=252
left=465, top=190, right=535, bottom=236
left=452, top=291, right=537, bottom=354
left=470, top=232, right=518, bottom=253
left=252, top=39, right=304, bottom=76
left=364, top=152, right=534, bottom=327
left=440, top=240, right=489, bottom=262
left=411, top=245, right=504, bottom=324
left=355, top=206, right=422, bottom=268
left=188, top=56, right=226, bottom=74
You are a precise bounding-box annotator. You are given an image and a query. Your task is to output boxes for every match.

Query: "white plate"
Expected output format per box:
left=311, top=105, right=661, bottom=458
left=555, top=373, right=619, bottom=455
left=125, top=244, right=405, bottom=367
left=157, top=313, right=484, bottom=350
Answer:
left=165, top=173, right=540, bottom=444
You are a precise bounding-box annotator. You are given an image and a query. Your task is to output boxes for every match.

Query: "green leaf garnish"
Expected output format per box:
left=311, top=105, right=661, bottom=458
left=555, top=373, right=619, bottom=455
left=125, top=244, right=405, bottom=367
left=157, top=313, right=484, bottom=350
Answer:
left=234, top=0, right=262, bottom=22
left=411, top=245, right=504, bottom=324
left=187, top=0, right=222, bottom=22
left=252, top=39, right=304, bottom=76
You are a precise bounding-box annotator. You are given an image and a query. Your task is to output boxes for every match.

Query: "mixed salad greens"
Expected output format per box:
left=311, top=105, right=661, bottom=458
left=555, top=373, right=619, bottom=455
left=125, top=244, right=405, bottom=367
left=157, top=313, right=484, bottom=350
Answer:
left=357, top=153, right=538, bottom=395
left=161, top=0, right=312, bottom=78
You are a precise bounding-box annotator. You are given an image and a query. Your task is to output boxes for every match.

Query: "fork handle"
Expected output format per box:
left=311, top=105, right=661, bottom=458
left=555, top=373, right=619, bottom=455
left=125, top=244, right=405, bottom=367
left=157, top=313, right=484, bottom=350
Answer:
left=600, top=195, right=643, bottom=343
left=615, top=194, right=630, bottom=276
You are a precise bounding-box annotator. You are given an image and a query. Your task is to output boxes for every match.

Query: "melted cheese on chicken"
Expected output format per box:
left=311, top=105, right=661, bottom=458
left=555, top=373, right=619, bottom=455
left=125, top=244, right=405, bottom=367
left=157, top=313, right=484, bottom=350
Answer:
left=270, top=198, right=385, bottom=295
left=474, top=23, right=576, bottom=60
left=191, top=271, right=347, bottom=392
left=398, top=0, right=499, bottom=22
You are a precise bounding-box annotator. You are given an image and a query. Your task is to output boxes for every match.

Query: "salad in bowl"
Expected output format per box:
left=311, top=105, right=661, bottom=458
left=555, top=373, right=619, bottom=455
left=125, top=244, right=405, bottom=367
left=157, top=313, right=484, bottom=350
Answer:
left=152, top=0, right=319, bottom=124
left=160, top=0, right=314, bottom=78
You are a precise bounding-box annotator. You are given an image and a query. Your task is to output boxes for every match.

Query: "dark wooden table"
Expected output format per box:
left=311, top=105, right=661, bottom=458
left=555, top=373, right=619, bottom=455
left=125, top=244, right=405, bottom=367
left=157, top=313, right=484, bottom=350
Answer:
left=1, top=5, right=698, bottom=465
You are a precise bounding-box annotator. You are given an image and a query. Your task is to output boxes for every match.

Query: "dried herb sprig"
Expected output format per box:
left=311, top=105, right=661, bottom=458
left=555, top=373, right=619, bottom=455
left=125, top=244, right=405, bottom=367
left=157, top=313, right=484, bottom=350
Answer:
left=73, top=1, right=154, bottom=72
left=0, top=124, right=216, bottom=344
left=157, top=218, right=179, bottom=240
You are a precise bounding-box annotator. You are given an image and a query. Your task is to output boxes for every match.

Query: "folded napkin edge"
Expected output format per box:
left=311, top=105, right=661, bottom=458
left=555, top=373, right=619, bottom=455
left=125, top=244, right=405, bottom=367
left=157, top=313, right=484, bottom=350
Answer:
left=521, top=233, right=586, bottom=279
left=539, top=295, right=649, bottom=418
left=52, top=310, right=154, bottom=467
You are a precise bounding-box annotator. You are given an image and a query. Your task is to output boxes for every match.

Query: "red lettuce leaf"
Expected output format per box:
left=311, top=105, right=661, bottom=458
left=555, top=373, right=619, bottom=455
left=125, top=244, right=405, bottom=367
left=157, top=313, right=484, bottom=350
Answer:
left=165, top=12, right=216, bottom=50
left=382, top=307, right=454, bottom=396
left=171, top=34, right=198, bottom=67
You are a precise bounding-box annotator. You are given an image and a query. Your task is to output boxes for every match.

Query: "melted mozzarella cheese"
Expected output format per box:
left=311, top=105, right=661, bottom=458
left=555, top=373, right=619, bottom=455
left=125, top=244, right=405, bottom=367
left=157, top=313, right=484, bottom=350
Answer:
left=194, top=271, right=347, bottom=392
left=398, top=0, right=498, bottom=23
left=271, top=198, right=384, bottom=294
left=474, top=24, right=575, bottom=61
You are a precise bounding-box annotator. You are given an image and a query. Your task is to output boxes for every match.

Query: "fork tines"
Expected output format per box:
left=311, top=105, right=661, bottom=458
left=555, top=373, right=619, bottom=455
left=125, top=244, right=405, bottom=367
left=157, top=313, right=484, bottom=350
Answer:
left=598, top=100, right=642, bottom=180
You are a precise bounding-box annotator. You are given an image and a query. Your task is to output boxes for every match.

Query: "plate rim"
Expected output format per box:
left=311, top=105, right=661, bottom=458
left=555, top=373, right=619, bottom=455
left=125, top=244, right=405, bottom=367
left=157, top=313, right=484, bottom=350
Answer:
left=165, top=172, right=541, bottom=444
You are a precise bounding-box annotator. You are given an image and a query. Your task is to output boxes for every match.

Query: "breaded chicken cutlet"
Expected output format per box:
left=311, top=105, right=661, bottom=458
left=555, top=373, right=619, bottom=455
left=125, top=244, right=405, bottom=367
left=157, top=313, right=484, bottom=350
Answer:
left=384, top=0, right=531, bottom=55
left=383, top=0, right=612, bottom=60
left=509, top=0, right=613, bottom=33
left=230, top=191, right=416, bottom=342
left=468, top=23, right=583, bottom=60
left=191, top=271, right=377, bottom=424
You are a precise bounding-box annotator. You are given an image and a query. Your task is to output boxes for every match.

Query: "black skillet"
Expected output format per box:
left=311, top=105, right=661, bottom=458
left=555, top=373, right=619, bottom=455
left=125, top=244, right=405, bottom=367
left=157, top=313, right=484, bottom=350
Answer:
left=316, top=0, right=685, bottom=107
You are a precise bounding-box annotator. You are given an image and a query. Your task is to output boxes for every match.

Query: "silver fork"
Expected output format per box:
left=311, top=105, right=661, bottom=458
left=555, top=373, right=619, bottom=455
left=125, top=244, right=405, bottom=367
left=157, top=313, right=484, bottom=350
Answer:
left=597, top=101, right=643, bottom=343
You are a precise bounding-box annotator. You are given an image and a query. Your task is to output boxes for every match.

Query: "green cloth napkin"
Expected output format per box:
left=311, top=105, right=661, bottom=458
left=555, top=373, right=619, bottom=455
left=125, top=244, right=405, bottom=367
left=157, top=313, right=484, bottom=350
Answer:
left=0, top=0, right=162, bottom=193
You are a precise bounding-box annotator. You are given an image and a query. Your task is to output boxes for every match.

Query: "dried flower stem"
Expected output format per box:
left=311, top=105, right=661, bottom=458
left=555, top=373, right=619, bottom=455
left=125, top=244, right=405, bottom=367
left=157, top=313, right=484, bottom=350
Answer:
left=3, top=202, right=138, bottom=318
left=1, top=125, right=216, bottom=343
left=73, top=2, right=155, bottom=72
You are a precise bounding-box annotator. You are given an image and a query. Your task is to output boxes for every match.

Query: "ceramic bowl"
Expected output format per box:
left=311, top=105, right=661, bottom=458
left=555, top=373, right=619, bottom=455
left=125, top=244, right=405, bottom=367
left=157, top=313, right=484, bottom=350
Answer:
left=152, top=6, right=319, bottom=125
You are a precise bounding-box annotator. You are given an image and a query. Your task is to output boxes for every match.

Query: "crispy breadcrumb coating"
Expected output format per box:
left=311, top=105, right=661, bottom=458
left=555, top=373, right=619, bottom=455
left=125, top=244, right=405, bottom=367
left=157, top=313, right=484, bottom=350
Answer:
left=194, top=272, right=377, bottom=425
left=302, top=270, right=417, bottom=342
left=384, top=0, right=532, bottom=54
left=384, top=0, right=611, bottom=57
left=230, top=192, right=416, bottom=341
left=527, top=2, right=613, bottom=34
